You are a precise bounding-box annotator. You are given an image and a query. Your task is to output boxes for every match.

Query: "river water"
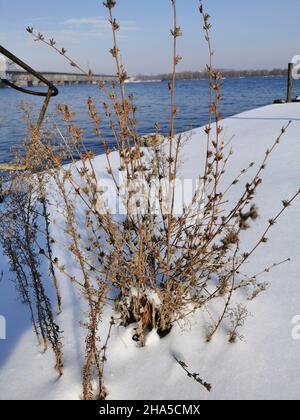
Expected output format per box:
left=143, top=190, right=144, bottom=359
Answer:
left=0, top=76, right=299, bottom=163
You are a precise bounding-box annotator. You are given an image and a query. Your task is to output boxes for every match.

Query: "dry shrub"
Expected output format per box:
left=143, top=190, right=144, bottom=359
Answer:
left=0, top=128, right=63, bottom=375
left=1, top=0, right=299, bottom=399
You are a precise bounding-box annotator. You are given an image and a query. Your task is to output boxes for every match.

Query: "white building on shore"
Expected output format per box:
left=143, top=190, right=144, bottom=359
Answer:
left=0, top=55, right=17, bottom=79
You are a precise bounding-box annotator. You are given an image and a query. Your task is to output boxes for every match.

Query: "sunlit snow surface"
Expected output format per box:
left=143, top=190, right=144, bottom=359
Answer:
left=0, top=103, right=300, bottom=400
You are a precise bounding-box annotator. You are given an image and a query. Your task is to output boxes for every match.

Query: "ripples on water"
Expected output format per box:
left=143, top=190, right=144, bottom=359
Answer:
left=0, top=77, right=299, bottom=163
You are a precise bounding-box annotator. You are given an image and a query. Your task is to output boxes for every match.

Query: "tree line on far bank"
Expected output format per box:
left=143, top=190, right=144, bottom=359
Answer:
left=135, top=68, right=287, bottom=81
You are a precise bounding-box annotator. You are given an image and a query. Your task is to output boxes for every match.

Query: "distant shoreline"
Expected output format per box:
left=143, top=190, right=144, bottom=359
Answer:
left=134, top=69, right=287, bottom=82
left=0, top=73, right=288, bottom=90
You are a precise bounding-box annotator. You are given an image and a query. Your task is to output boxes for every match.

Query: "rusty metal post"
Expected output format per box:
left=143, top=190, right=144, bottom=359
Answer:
left=35, top=88, right=53, bottom=132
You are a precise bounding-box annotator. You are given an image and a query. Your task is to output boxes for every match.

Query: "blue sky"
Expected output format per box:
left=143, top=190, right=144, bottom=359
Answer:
left=1, top=0, right=300, bottom=75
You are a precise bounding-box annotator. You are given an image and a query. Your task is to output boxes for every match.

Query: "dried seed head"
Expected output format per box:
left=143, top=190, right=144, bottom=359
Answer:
left=103, top=0, right=116, bottom=9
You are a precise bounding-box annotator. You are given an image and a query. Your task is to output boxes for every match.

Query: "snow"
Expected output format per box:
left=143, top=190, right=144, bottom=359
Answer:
left=1, top=103, right=300, bottom=400
left=129, top=287, right=162, bottom=308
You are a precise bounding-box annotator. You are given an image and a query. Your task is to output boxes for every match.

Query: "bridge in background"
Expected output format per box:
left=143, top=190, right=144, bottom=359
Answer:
left=1, top=70, right=117, bottom=87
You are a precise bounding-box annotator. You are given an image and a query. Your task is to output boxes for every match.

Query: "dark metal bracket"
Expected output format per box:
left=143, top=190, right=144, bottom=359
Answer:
left=0, top=45, right=58, bottom=97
